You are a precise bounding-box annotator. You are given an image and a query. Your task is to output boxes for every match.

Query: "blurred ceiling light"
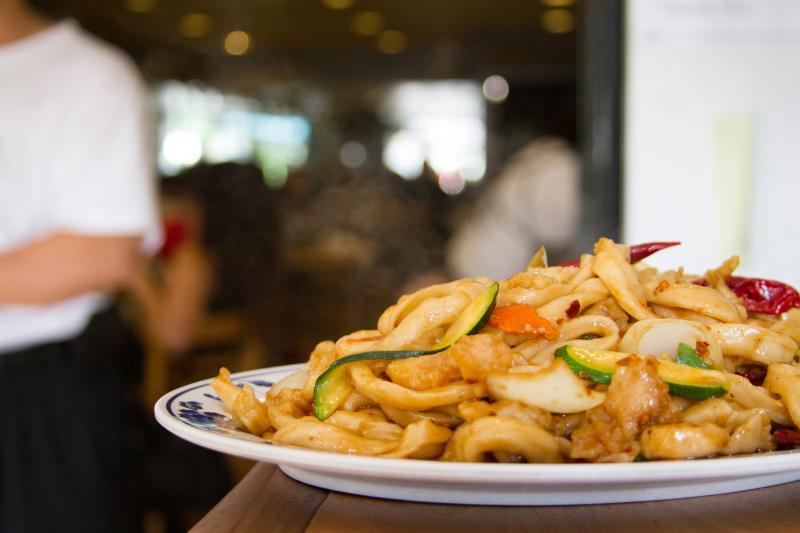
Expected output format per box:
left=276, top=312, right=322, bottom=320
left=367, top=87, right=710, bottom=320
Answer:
left=322, top=0, right=355, bottom=9
left=540, top=9, right=575, bottom=34
left=481, top=75, right=509, bottom=103
left=339, top=141, right=368, bottom=169
left=377, top=30, right=407, bottom=54
left=124, top=0, right=156, bottom=14
left=437, top=171, right=466, bottom=195
left=224, top=30, right=251, bottom=56
left=541, top=0, right=575, bottom=7
left=161, top=130, right=202, bottom=168
left=179, top=13, right=213, bottom=38
left=383, top=130, right=425, bottom=179
left=351, top=11, right=385, bottom=36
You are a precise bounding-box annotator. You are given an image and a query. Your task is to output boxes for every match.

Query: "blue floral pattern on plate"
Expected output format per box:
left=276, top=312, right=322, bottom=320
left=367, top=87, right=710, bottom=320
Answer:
left=166, top=370, right=280, bottom=444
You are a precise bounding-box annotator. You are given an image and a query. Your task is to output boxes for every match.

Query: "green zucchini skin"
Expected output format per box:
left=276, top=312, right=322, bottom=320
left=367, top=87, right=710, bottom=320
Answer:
left=555, top=344, right=729, bottom=401
left=555, top=345, right=615, bottom=385
left=312, top=349, right=437, bottom=420
left=312, top=282, right=499, bottom=420
left=675, top=342, right=713, bottom=369
left=664, top=382, right=728, bottom=401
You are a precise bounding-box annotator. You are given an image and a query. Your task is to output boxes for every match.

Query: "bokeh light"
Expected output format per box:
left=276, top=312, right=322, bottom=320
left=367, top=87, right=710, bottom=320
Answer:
left=378, top=30, right=408, bottom=54
left=123, top=0, right=156, bottom=14
left=339, top=141, right=368, bottom=169
left=540, top=9, right=575, bottom=34
left=383, top=130, right=425, bottom=179
left=224, top=30, right=252, bottom=55
left=351, top=11, right=386, bottom=36
left=322, top=0, right=355, bottom=9
left=179, top=13, right=213, bottom=38
left=481, top=75, right=509, bottom=103
left=161, top=130, right=203, bottom=168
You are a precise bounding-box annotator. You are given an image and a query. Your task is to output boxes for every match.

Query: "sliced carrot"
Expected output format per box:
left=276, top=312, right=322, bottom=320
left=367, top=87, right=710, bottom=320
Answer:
left=488, top=304, right=557, bottom=339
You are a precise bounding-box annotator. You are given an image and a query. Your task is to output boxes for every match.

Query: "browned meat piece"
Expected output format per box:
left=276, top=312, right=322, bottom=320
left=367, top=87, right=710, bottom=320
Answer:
left=448, top=333, right=514, bottom=382
left=385, top=351, right=461, bottom=391
left=570, top=355, right=671, bottom=461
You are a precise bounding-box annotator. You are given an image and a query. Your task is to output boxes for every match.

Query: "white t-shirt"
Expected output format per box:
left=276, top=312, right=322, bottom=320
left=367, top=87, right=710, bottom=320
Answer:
left=446, top=137, right=581, bottom=280
left=0, top=20, right=161, bottom=353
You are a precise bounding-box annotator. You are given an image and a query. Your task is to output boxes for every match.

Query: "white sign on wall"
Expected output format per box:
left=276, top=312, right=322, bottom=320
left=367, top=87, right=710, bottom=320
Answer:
left=624, top=0, right=800, bottom=287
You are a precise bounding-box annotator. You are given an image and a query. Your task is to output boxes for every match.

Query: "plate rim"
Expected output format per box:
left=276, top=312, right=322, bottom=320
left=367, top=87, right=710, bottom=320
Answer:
left=154, top=363, right=800, bottom=485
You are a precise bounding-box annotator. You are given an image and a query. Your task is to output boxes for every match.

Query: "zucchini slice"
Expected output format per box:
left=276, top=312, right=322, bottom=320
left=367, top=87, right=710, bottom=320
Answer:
left=656, top=359, right=730, bottom=400
left=554, top=345, right=626, bottom=384
left=313, top=282, right=499, bottom=420
left=675, top=342, right=713, bottom=369
left=555, top=345, right=730, bottom=400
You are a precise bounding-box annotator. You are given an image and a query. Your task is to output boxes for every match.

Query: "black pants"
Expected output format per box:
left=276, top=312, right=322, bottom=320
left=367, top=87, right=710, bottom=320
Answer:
left=0, top=306, right=139, bottom=533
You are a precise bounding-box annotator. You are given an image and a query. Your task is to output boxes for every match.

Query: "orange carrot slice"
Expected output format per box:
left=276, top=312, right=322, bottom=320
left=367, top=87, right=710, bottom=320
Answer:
left=488, top=304, right=557, bottom=339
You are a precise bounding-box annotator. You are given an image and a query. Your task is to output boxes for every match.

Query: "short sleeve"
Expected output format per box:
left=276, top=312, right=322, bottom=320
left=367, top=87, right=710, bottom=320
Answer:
left=445, top=138, right=581, bottom=279
left=47, top=44, right=161, bottom=254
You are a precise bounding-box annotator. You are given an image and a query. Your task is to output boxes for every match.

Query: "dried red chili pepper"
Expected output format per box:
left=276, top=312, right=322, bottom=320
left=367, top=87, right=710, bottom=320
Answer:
left=566, top=299, right=581, bottom=318
left=628, top=241, right=681, bottom=263
left=725, top=276, right=800, bottom=315
left=735, top=365, right=766, bottom=386
left=773, top=428, right=800, bottom=449
left=691, top=276, right=798, bottom=314
left=560, top=241, right=681, bottom=267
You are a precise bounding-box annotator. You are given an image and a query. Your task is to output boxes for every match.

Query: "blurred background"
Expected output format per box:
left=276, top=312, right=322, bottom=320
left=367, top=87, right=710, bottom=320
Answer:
left=27, top=0, right=800, bottom=530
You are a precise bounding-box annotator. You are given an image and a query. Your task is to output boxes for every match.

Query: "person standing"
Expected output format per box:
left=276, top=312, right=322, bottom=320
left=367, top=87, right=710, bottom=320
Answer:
left=446, top=136, right=581, bottom=280
left=0, top=1, right=160, bottom=531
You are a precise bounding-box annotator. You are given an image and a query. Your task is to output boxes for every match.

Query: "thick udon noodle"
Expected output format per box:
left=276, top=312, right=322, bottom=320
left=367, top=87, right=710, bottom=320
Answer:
left=212, top=238, right=800, bottom=462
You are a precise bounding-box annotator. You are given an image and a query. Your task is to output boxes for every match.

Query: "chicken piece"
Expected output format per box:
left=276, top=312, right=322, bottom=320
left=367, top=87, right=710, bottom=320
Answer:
left=385, top=351, right=461, bottom=391
left=448, top=333, right=514, bottom=382
left=570, top=355, right=671, bottom=461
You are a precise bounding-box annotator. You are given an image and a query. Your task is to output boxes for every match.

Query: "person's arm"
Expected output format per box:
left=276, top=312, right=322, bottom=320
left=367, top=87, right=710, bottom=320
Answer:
left=129, top=240, right=213, bottom=352
left=0, top=232, right=141, bottom=305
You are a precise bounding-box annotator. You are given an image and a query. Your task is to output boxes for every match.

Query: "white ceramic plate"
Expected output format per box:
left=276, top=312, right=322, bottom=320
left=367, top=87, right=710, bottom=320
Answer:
left=154, top=364, right=800, bottom=505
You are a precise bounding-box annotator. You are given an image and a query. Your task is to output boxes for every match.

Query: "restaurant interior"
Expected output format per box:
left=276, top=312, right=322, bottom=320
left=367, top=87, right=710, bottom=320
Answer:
left=20, top=0, right=590, bottom=529
left=12, top=0, right=800, bottom=531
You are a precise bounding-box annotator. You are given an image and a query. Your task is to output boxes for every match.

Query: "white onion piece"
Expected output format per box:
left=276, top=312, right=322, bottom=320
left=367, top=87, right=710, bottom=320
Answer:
left=619, top=318, right=723, bottom=367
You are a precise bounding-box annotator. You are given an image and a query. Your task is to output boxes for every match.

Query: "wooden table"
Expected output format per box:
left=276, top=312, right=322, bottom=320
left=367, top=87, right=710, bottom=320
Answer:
left=192, top=462, right=800, bottom=532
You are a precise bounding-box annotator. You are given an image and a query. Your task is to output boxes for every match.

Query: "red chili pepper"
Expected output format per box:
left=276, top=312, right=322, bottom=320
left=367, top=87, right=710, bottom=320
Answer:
left=560, top=241, right=681, bottom=267
left=773, top=428, right=800, bottom=449
left=726, top=276, right=800, bottom=315
left=565, top=299, right=581, bottom=318
left=628, top=241, right=681, bottom=263
left=735, top=365, right=766, bottom=386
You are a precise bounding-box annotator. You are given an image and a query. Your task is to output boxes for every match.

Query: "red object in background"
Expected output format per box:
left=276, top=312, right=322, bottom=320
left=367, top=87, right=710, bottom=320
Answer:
left=559, top=241, right=681, bottom=267
left=158, top=217, right=191, bottom=259
left=725, top=276, right=800, bottom=315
